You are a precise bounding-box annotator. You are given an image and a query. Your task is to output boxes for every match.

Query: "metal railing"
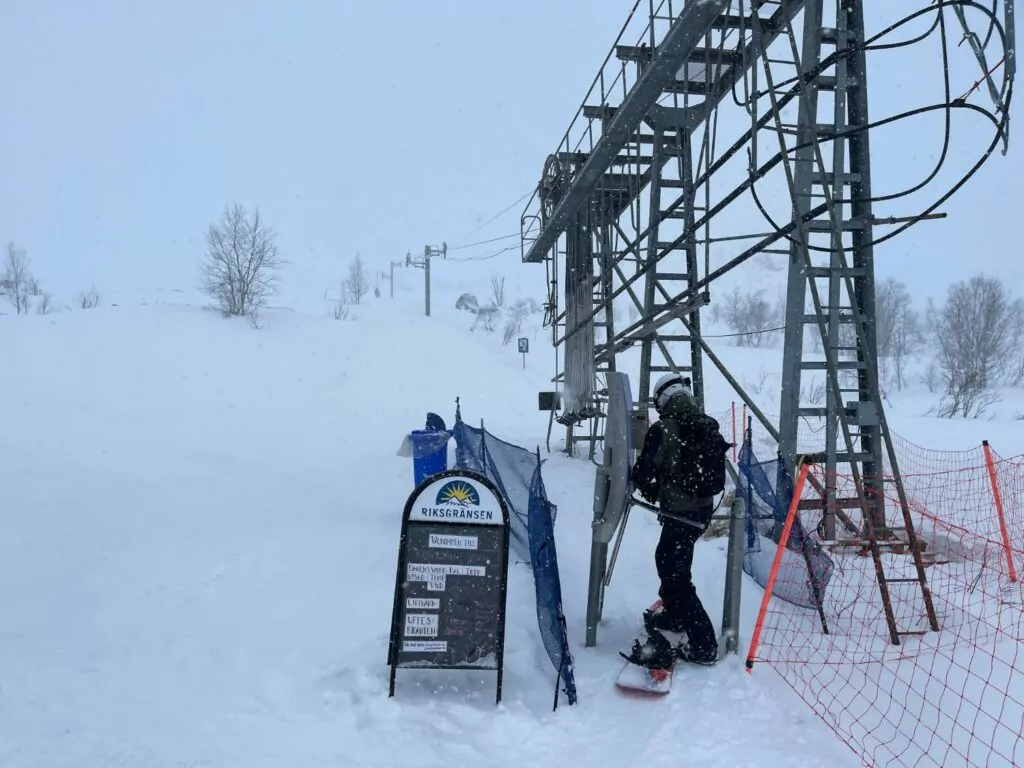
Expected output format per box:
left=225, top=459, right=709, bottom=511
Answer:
left=519, top=0, right=685, bottom=260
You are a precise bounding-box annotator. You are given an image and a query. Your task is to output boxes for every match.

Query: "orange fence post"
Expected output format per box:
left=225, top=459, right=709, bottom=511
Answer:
left=982, top=440, right=1017, bottom=583
left=745, top=459, right=812, bottom=672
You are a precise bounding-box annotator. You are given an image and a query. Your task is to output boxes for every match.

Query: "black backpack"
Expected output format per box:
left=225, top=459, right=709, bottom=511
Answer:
left=663, top=412, right=732, bottom=498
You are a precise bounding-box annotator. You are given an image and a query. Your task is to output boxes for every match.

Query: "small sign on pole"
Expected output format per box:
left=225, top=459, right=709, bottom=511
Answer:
left=387, top=469, right=511, bottom=704
left=518, top=337, right=529, bottom=369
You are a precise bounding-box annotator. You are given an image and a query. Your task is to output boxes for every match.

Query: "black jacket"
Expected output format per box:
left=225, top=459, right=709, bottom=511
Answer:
left=632, top=394, right=714, bottom=515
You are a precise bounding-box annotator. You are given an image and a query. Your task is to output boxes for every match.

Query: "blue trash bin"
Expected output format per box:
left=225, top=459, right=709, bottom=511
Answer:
left=409, top=429, right=450, bottom=485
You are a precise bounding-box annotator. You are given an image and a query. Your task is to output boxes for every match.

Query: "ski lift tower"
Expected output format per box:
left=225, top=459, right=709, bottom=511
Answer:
left=519, top=0, right=1014, bottom=647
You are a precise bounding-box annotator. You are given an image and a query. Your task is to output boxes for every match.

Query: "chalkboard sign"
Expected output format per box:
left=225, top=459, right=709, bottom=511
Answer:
left=387, top=468, right=511, bottom=703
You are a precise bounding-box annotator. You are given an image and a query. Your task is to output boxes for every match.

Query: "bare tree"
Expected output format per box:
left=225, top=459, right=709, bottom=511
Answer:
left=78, top=287, right=101, bottom=309
left=1, top=241, right=36, bottom=315
left=199, top=203, right=286, bottom=318
left=35, top=292, right=54, bottom=315
left=719, top=286, right=783, bottom=347
left=930, top=274, right=1023, bottom=418
left=1009, top=355, right=1024, bottom=388
left=490, top=276, right=506, bottom=308
left=801, top=378, right=827, bottom=405
left=502, top=299, right=530, bottom=345
left=920, top=360, right=940, bottom=393
left=343, top=253, right=370, bottom=304
left=744, top=367, right=771, bottom=397
left=874, top=277, right=923, bottom=392
left=330, top=285, right=351, bottom=320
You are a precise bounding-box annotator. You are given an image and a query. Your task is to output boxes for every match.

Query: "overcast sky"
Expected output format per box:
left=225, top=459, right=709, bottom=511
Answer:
left=1, top=1, right=1018, bottom=309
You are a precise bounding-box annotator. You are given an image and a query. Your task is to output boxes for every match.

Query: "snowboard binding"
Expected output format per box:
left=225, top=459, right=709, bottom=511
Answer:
left=614, top=600, right=716, bottom=696
left=619, top=632, right=677, bottom=670
left=619, top=602, right=719, bottom=670
left=618, top=607, right=685, bottom=670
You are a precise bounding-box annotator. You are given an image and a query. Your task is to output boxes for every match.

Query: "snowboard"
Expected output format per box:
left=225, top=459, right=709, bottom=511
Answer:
left=614, top=599, right=679, bottom=696
left=614, top=657, right=675, bottom=695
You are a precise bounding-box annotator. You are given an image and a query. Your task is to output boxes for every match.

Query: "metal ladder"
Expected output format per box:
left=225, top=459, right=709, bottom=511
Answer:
left=636, top=119, right=706, bottom=410
left=758, top=0, right=939, bottom=645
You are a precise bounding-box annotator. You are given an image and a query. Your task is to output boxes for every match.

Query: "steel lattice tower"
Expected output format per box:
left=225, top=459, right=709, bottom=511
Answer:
left=520, top=0, right=1014, bottom=646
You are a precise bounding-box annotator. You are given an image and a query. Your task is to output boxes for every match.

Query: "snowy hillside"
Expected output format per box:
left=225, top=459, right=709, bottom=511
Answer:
left=1, top=0, right=1020, bottom=762
left=0, top=292, right=878, bottom=768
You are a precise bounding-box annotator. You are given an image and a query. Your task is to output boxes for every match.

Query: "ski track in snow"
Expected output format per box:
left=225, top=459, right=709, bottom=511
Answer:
left=1, top=294, right=1019, bottom=767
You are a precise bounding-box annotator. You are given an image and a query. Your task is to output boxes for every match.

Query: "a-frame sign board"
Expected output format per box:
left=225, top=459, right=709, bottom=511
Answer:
left=387, top=469, right=511, bottom=704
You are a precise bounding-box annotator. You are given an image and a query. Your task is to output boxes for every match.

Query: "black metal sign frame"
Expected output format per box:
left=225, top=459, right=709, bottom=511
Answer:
left=387, top=468, right=511, bottom=704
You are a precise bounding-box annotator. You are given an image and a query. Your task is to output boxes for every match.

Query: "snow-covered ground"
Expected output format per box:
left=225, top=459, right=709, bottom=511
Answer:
left=1, top=278, right=1020, bottom=767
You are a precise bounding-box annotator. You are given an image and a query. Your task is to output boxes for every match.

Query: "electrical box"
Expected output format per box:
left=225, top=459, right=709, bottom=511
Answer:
left=538, top=391, right=561, bottom=412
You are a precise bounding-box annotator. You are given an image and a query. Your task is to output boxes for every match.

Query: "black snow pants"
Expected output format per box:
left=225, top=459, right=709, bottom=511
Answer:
left=655, top=511, right=718, bottom=661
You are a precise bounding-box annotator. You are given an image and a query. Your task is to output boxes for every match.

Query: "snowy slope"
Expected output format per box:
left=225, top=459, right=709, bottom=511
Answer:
left=426, top=252, right=1024, bottom=455
left=0, top=297, right=864, bottom=768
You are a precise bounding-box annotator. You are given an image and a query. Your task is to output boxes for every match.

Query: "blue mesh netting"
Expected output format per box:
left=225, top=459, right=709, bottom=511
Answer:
left=527, top=455, right=577, bottom=707
left=450, top=407, right=577, bottom=708
left=737, top=431, right=834, bottom=612
left=451, top=417, right=544, bottom=563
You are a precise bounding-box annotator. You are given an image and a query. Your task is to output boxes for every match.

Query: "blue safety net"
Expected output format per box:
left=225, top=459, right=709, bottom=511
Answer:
left=451, top=416, right=547, bottom=563
left=736, top=431, right=834, bottom=612
left=450, top=405, right=577, bottom=709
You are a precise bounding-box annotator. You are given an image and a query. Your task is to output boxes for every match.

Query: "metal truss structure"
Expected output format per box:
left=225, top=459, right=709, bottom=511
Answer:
left=520, top=0, right=1014, bottom=646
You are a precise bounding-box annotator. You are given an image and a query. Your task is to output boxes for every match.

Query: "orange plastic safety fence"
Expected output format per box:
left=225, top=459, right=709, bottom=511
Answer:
left=746, top=454, right=1024, bottom=768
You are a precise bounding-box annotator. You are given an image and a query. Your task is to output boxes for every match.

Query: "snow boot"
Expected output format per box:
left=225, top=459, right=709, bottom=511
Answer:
left=676, top=639, right=718, bottom=667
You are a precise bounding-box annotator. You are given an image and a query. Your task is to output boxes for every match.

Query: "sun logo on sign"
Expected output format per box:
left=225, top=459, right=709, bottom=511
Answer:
left=435, top=480, right=480, bottom=507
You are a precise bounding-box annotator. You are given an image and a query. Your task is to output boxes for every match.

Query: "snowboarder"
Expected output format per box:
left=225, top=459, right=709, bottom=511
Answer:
left=623, top=372, right=729, bottom=670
